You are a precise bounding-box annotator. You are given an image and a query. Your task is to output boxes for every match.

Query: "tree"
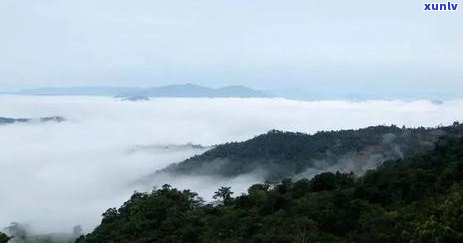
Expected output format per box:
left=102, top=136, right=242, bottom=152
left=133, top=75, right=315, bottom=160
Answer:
left=4, top=223, right=26, bottom=241
left=213, top=186, right=234, bottom=204
left=295, top=216, right=318, bottom=243
left=311, top=172, right=337, bottom=191
left=73, top=225, right=83, bottom=238
left=0, top=232, right=10, bottom=243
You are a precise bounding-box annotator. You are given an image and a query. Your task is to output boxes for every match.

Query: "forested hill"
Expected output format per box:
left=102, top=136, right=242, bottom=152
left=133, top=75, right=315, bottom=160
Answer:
left=162, top=123, right=463, bottom=180
left=77, top=134, right=463, bottom=242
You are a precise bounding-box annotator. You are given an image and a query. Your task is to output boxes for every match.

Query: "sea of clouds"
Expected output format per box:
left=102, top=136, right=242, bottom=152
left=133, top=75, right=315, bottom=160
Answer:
left=1, top=95, right=462, bottom=234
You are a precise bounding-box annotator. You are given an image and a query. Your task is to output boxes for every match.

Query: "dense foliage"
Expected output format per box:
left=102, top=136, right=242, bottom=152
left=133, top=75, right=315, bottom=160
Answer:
left=0, top=232, right=10, bottom=243
left=164, top=124, right=463, bottom=180
left=79, top=132, right=463, bottom=242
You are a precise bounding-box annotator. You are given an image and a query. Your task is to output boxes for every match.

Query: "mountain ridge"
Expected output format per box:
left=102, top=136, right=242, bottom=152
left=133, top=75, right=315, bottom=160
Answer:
left=17, top=84, right=269, bottom=98
left=159, top=123, right=463, bottom=180
left=78, top=129, right=463, bottom=243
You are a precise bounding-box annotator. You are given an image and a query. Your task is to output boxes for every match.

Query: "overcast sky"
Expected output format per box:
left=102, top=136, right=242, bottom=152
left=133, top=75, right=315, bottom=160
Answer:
left=0, top=0, right=462, bottom=97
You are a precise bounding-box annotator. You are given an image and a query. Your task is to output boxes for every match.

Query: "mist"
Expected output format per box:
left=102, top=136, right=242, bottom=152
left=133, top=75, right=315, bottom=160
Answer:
left=1, top=95, right=463, bottom=234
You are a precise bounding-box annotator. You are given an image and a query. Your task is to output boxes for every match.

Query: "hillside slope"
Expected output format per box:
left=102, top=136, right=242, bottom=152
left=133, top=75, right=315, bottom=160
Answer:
left=162, top=123, right=463, bottom=180
left=78, top=134, right=463, bottom=242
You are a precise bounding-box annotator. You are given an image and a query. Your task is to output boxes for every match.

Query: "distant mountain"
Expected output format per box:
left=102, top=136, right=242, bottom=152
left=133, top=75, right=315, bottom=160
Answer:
left=0, top=116, right=65, bottom=125
left=120, top=96, right=150, bottom=101
left=130, top=143, right=211, bottom=153
left=118, top=84, right=268, bottom=98
left=18, top=84, right=268, bottom=98
left=18, top=87, right=141, bottom=96
left=159, top=123, right=463, bottom=180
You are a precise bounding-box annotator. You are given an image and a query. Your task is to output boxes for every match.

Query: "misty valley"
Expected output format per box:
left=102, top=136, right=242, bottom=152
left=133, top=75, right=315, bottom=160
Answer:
left=2, top=0, right=462, bottom=241
left=1, top=96, right=463, bottom=242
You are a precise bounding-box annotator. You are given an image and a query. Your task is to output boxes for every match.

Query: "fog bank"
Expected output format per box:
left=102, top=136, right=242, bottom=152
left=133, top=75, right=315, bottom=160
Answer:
left=0, top=95, right=462, bottom=233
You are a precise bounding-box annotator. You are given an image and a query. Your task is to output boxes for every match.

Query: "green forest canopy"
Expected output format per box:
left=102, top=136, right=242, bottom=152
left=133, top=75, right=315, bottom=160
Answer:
left=164, top=123, right=463, bottom=180
left=79, top=126, right=463, bottom=242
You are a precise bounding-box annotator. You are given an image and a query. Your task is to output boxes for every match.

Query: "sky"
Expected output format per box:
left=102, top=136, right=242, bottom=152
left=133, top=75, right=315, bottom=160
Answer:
left=0, top=0, right=462, bottom=97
